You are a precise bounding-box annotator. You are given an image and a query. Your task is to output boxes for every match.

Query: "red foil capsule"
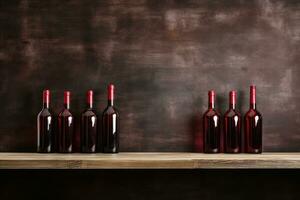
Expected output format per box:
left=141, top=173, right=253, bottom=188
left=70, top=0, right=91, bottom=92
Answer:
left=87, top=90, right=93, bottom=107
left=208, top=90, right=215, bottom=108
left=64, top=91, right=71, bottom=105
left=108, top=84, right=114, bottom=101
left=43, top=90, right=50, bottom=106
left=229, top=90, right=236, bottom=108
left=250, top=85, right=256, bottom=105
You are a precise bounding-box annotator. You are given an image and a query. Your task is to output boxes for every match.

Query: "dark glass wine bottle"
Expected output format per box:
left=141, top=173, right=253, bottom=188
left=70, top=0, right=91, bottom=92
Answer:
left=224, top=90, right=241, bottom=153
left=244, top=85, right=262, bottom=153
left=203, top=90, right=221, bottom=153
left=58, top=91, right=74, bottom=153
left=37, top=90, right=53, bottom=153
left=81, top=90, right=97, bottom=153
left=102, top=84, right=119, bottom=153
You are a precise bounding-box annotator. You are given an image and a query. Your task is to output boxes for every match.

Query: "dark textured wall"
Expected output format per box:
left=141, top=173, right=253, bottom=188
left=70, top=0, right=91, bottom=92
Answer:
left=0, top=0, right=300, bottom=152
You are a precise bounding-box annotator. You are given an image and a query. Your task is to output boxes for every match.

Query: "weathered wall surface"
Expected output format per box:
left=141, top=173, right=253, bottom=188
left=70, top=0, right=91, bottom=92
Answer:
left=0, top=0, right=299, bottom=151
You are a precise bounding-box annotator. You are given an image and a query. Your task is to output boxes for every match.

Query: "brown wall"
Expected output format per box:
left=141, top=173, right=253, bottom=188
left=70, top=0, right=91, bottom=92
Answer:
left=0, top=0, right=299, bottom=152
left=1, top=1, right=300, bottom=199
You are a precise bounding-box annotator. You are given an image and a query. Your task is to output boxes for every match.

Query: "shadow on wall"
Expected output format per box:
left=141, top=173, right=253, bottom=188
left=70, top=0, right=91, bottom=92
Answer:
left=190, top=97, right=203, bottom=152
left=191, top=113, right=203, bottom=152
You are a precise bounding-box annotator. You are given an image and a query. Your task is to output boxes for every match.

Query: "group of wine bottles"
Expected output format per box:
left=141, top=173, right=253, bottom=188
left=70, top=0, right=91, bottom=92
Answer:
left=38, top=84, right=262, bottom=154
left=37, top=84, right=119, bottom=153
left=203, top=85, right=262, bottom=154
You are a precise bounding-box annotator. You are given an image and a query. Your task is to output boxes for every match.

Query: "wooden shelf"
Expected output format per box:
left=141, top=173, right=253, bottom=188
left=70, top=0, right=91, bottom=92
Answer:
left=0, top=153, right=300, bottom=169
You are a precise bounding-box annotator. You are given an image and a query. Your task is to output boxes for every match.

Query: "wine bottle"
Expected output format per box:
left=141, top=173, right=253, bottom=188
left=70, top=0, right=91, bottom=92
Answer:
left=81, top=90, right=97, bottom=153
left=203, top=90, right=221, bottom=153
left=224, top=90, right=241, bottom=153
left=37, top=90, right=53, bottom=153
left=244, top=85, right=262, bottom=153
left=102, top=84, right=119, bottom=153
left=58, top=91, right=74, bottom=153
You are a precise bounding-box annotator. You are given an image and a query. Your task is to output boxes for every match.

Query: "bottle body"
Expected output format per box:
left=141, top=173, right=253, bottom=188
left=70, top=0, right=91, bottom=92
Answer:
left=244, top=85, right=263, bottom=153
left=102, top=107, right=119, bottom=153
left=102, top=84, right=119, bottom=153
left=244, top=109, right=262, bottom=153
left=37, top=110, right=53, bottom=153
left=58, top=110, right=74, bottom=153
left=203, top=110, right=221, bottom=153
left=224, top=110, right=241, bottom=153
left=81, top=90, right=97, bottom=153
left=224, top=91, right=241, bottom=153
left=37, top=90, right=53, bottom=153
left=58, top=91, right=74, bottom=153
left=203, top=90, right=221, bottom=153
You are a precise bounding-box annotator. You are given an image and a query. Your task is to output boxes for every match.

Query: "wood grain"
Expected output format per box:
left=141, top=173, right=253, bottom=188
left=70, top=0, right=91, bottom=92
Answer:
left=1, top=153, right=300, bottom=169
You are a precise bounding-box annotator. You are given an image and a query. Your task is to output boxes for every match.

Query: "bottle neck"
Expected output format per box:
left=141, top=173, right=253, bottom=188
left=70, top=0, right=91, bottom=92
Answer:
left=64, top=103, right=70, bottom=110
left=208, top=91, right=215, bottom=109
left=250, top=85, right=256, bottom=110
left=229, top=103, right=236, bottom=110
left=64, top=91, right=70, bottom=110
left=229, top=91, right=236, bottom=110
left=108, top=84, right=114, bottom=107
left=108, top=99, right=114, bottom=106
left=87, top=102, right=93, bottom=109
left=42, top=90, right=50, bottom=109
left=43, top=102, right=49, bottom=109
left=87, top=91, right=93, bottom=109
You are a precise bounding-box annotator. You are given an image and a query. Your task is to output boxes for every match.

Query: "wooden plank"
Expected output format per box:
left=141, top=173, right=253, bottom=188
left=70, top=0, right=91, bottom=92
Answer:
left=0, top=153, right=300, bottom=169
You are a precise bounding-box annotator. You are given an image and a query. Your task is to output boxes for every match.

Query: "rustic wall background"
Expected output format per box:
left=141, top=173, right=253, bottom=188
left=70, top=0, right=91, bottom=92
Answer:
left=0, top=0, right=299, bottom=152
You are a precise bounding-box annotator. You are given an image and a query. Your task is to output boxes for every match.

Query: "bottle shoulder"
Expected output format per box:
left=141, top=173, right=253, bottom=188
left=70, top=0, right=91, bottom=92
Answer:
left=82, top=109, right=97, bottom=117
left=103, top=106, right=119, bottom=116
left=38, top=108, right=52, bottom=117
left=245, top=109, right=262, bottom=118
left=203, top=108, right=220, bottom=117
left=224, top=109, right=241, bottom=118
left=59, top=108, right=73, bottom=117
